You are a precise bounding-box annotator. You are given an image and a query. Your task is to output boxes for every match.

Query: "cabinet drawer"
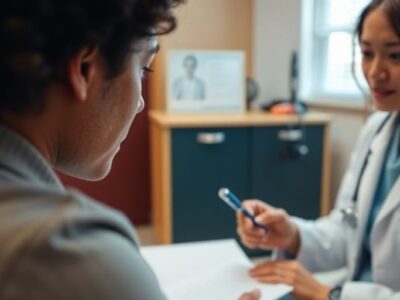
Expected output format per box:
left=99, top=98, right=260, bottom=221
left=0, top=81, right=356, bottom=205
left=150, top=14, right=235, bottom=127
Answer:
left=171, top=128, right=250, bottom=243
left=250, top=125, right=324, bottom=219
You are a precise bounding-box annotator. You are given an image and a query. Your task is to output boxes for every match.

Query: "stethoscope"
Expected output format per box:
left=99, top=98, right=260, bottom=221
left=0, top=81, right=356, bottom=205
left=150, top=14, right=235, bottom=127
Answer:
left=341, top=114, right=392, bottom=228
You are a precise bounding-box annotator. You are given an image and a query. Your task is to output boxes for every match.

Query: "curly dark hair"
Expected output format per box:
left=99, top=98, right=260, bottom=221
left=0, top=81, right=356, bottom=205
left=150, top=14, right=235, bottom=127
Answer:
left=0, top=0, right=183, bottom=114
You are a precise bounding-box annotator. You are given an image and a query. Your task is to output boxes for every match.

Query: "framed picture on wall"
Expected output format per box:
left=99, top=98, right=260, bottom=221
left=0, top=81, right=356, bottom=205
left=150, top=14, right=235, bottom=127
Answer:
left=166, top=50, right=246, bottom=113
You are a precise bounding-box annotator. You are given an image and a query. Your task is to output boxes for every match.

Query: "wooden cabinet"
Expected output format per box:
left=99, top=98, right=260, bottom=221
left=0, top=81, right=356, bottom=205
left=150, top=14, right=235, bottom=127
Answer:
left=250, top=126, right=324, bottom=219
left=150, top=111, right=331, bottom=245
left=171, top=127, right=250, bottom=242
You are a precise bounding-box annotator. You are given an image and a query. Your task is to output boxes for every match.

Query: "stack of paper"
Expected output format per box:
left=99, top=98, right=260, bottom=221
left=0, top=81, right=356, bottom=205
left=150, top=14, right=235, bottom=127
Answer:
left=141, top=239, right=292, bottom=300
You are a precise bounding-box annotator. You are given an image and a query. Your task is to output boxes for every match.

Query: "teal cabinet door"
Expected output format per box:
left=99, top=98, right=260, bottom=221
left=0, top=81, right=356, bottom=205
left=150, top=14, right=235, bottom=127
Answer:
left=171, top=128, right=250, bottom=243
left=250, top=125, right=324, bottom=219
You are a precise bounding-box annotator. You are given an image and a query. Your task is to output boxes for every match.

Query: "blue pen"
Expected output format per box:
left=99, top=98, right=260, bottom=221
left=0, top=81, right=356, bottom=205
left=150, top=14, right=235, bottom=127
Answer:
left=218, top=187, right=269, bottom=233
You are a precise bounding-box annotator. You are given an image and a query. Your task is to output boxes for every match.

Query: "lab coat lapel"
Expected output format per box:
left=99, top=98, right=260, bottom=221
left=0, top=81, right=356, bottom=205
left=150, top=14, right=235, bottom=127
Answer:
left=351, top=113, right=395, bottom=278
left=375, top=171, right=400, bottom=224
left=374, top=114, right=400, bottom=225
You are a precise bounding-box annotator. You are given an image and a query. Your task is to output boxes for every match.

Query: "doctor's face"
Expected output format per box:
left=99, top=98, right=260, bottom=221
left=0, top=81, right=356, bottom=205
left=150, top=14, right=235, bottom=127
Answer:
left=361, top=7, right=400, bottom=112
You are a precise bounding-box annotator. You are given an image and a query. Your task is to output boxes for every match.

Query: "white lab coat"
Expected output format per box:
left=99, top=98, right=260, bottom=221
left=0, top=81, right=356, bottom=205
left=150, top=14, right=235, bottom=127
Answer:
left=294, top=112, right=400, bottom=299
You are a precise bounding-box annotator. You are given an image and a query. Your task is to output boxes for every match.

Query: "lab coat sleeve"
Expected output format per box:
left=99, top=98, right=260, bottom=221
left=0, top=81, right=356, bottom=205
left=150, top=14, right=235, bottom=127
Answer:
left=292, top=211, right=347, bottom=273
left=341, top=282, right=400, bottom=300
left=282, top=153, right=355, bottom=272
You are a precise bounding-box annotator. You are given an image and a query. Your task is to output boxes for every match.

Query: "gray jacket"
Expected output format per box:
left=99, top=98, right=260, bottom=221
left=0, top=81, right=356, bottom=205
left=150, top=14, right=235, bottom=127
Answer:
left=0, top=126, right=166, bottom=300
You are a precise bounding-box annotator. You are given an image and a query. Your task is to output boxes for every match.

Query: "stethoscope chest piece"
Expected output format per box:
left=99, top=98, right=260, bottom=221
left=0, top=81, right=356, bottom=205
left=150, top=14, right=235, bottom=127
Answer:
left=339, top=114, right=392, bottom=230
left=341, top=206, right=358, bottom=228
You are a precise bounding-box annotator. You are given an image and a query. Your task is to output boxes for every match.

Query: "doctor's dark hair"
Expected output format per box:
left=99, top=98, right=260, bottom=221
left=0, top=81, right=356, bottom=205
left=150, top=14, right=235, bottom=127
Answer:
left=355, top=0, right=400, bottom=40
left=0, top=0, right=183, bottom=114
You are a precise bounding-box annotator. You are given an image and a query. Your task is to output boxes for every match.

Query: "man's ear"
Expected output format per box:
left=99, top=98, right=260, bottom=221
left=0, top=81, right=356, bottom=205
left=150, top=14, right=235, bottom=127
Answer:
left=67, top=46, right=99, bottom=102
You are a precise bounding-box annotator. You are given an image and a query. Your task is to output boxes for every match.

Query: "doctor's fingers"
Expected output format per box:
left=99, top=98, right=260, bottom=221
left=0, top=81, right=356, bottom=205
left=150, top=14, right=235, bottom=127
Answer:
left=250, top=266, right=292, bottom=286
left=237, top=235, right=264, bottom=249
left=236, top=214, right=266, bottom=238
left=250, top=261, right=329, bottom=300
left=254, top=208, right=289, bottom=225
left=249, top=261, right=299, bottom=284
left=236, top=211, right=268, bottom=235
left=236, top=227, right=266, bottom=249
left=250, top=260, right=299, bottom=277
left=242, top=199, right=273, bottom=215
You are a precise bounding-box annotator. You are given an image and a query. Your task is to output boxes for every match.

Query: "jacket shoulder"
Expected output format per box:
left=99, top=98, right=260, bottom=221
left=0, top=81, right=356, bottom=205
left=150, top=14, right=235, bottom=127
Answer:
left=0, top=186, right=165, bottom=300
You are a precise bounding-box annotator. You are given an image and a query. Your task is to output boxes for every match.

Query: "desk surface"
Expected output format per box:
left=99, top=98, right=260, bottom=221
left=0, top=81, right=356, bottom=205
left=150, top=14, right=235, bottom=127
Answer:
left=142, top=239, right=348, bottom=288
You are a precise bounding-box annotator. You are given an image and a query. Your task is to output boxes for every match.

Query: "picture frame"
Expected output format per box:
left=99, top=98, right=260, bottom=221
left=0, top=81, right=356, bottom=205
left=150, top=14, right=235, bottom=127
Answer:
left=166, top=50, right=246, bottom=113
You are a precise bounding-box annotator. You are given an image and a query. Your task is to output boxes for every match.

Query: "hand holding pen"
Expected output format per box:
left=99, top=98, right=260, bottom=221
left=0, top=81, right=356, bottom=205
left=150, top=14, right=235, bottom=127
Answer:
left=218, top=188, right=269, bottom=233
left=219, top=188, right=300, bottom=253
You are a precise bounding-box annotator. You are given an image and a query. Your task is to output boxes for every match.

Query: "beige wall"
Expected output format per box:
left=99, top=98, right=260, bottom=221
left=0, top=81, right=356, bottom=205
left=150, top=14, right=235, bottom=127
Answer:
left=253, top=0, right=301, bottom=105
left=149, top=0, right=253, bottom=110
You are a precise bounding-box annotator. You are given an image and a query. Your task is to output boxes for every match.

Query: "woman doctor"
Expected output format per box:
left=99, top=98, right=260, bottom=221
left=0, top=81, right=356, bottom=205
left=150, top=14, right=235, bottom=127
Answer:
left=237, top=1, right=400, bottom=299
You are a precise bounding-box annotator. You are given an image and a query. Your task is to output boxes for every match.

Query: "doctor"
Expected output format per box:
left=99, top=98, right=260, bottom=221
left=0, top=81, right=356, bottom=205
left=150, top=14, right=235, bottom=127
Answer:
left=237, top=0, right=400, bottom=299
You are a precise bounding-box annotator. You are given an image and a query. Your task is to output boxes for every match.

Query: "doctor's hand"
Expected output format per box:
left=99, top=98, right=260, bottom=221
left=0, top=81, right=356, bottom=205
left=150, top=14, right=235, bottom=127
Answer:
left=236, top=200, right=300, bottom=255
left=249, top=260, right=330, bottom=300
left=238, top=288, right=261, bottom=300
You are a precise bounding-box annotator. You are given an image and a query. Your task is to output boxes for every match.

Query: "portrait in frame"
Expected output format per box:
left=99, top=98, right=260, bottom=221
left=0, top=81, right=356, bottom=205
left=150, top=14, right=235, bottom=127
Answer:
left=166, top=50, right=246, bottom=113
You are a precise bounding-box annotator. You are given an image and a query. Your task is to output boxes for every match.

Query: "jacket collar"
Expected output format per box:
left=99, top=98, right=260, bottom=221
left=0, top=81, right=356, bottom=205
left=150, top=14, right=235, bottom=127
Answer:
left=0, top=125, right=64, bottom=190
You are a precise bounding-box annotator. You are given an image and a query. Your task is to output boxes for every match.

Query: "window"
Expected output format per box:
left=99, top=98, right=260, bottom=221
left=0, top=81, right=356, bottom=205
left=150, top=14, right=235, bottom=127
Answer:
left=300, top=0, right=370, bottom=104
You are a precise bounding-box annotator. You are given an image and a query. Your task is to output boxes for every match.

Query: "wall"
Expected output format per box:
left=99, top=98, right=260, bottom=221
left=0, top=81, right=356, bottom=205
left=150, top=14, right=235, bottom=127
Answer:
left=150, top=0, right=253, bottom=110
left=253, top=0, right=366, bottom=205
left=253, top=0, right=301, bottom=105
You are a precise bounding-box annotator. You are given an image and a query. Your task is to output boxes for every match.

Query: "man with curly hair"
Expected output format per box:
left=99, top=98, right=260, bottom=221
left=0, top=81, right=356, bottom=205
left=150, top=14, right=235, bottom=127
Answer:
left=0, top=1, right=261, bottom=299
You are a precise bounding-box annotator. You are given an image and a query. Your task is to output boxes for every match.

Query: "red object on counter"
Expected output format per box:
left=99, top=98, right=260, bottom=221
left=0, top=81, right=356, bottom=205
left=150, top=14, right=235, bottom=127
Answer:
left=269, top=103, right=297, bottom=115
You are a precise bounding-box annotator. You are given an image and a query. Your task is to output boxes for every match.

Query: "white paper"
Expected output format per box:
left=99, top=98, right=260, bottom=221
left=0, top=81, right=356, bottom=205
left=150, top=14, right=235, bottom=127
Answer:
left=164, top=259, right=292, bottom=300
left=141, top=239, right=292, bottom=300
left=142, top=239, right=249, bottom=287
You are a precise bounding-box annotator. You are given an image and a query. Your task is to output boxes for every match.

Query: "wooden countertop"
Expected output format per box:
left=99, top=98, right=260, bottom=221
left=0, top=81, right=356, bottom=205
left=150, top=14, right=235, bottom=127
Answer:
left=149, top=110, right=332, bottom=128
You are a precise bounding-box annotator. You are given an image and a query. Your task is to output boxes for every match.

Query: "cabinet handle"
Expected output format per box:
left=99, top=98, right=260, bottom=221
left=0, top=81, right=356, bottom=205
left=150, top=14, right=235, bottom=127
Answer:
left=277, top=129, right=303, bottom=142
left=197, top=132, right=226, bottom=144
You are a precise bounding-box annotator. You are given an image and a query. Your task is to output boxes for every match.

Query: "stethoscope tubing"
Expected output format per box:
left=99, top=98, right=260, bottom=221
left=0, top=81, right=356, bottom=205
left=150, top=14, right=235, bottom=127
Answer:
left=342, top=113, right=392, bottom=228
